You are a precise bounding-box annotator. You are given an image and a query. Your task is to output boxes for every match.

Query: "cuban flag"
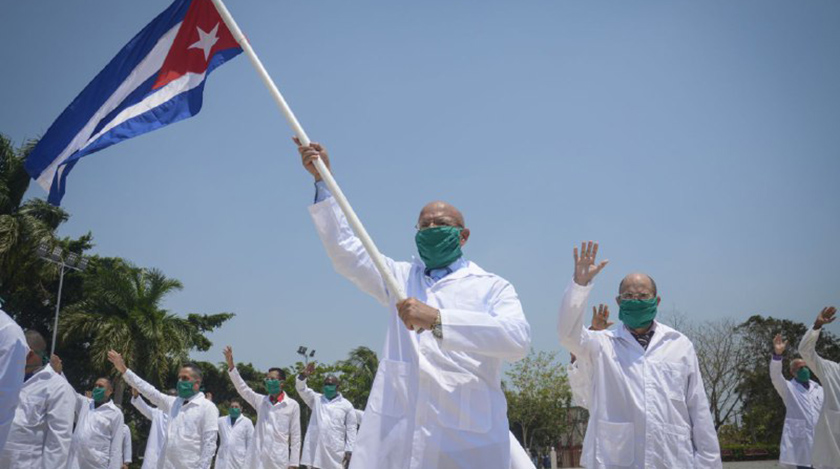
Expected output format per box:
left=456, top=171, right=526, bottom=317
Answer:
left=25, top=0, right=242, bottom=205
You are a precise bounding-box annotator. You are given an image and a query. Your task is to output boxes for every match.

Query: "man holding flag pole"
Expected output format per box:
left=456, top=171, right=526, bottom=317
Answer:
left=25, top=0, right=533, bottom=466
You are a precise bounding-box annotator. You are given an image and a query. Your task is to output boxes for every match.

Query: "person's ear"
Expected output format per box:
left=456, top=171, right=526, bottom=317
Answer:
left=615, top=296, right=621, bottom=307
left=656, top=297, right=661, bottom=307
left=460, top=228, right=470, bottom=246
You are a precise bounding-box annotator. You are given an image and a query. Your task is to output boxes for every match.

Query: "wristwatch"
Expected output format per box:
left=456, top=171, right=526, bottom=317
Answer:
left=432, top=311, right=443, bottom=339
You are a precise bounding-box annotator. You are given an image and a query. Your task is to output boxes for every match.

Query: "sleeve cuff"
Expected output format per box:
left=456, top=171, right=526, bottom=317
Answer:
left=314, top=180, right=332, bottom=203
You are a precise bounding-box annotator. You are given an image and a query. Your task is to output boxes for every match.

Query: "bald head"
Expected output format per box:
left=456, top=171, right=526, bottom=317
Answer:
left=790, top=358, right=807, bottom=375
left=618, top=273, right=658, bottom=297
left=417, top=201, right=465, bottom=230
left=24, top=330, right=47, bottom=353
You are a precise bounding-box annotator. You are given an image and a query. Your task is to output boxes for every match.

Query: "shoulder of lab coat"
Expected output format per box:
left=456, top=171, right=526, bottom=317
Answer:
left=41, top=366, right=76, bottom=468
left=798, top=327, right=840, bottom=381
left=438, top=262, right=531, bottom=360
left=308, top=197, right=410, bottom=307
left=0, top=312, right=27, bottom=449
left=556, top=280, right=598, bottom=358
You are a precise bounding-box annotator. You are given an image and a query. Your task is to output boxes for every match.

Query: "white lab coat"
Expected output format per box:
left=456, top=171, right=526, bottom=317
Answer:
left=121, top=424, right=132, bottom=465
left=309, top=197, right=531, bottom=469
left=0, top=311, right=26, bottom=453
left=568, top=356, right=592, bottom=410
left=122, top=370, right=218, bottom=469
left=214, top=415, right=253, bottom=469
left=67, top=395, right=124, bottom=469
left=130, top=396, right=168, bottom=469
left=799, top=327, right=840, bottom=469
left=0, top=363, right=76, bottom=469
left=556, top=281, right=721, bottom=468
left=228, top=368, right=300, bottom=469
left=296, top=377, right=356, bottom=469
left=769, top=357, right=824, bottom=468
left=508, top=433, right=535, bottom=469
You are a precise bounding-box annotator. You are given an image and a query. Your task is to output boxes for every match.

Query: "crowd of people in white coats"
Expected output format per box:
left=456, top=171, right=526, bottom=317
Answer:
left=0, top=140, right=838, bottom=468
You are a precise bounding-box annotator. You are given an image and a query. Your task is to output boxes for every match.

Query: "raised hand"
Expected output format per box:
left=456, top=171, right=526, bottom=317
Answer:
left=573, top=241, right=608, bottom=286
left=85, top=390, right=92, bottom=398
left=773, top=333, right=788, bottom=355
left=131, top=387, right=139, bottom=398
left=107, top=350, right=127, bottom=374
left=50, top=354, right=63, bottom=374
left=301, top=361, right=317, bottom=379
left=815, top=306, right=837, bottom=329
left=223, top=346, right=235, bottom=371
left=293, top=137, right=331, bottom=181
left=590, top=304, right=614, bottom=331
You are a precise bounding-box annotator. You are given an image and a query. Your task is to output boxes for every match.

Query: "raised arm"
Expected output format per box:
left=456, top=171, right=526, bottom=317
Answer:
left=799, top=306, right=839, bottom=380
left=130, top=388, right=155, bottom=421
left=685, top=345, right=723, bottom=468
left=298, top=140, right=405, bottom=307
left=769, top=334, right=788, bottom=400
left=294, top=363, right=318, bottom=409
left=557, top=242, right=607, bottom=357
left=223, top=346, right=261, bottom=409
left=108, top=350, right=173, bottom=412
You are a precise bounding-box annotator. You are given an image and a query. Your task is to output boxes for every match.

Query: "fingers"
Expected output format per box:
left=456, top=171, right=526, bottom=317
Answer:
left=592, top=242, right=599, bottom=260
left=573, top=246, right=579, bottom=264
left=292, top=136, right=302, bottom=147
left=603, top=305, right=610, bottom=318
left=593, top=260, right=609, bottom=275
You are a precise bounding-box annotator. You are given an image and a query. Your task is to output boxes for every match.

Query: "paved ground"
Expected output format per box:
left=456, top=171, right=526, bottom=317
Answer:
left=723, top=462, right=783, bottom=468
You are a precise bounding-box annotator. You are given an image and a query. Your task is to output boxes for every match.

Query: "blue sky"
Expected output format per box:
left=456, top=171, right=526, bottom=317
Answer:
left=2, top=0, right=839, bottom=372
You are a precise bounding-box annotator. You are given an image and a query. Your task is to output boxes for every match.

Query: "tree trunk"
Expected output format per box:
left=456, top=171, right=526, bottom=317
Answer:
left=114, top=376, right=126, bottom=407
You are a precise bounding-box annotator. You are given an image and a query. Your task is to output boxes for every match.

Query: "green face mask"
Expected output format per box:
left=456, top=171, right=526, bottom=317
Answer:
left=619, top=298, right=658, bottom=329
left=796, top=367, right=811, bottom=384
left=229, top=407, right=241, bottom=420
left=264, top=379, right=282, bottom=396
left=92, top=387, right=107, bottom=403
left=415, top=226, right=463, bottom=270
left=177, top=380, right=197, bottom=399
left=323, top=384, right=338, bottom=400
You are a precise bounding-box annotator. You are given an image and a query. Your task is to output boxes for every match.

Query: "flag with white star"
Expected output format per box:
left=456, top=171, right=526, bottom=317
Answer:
left=26, top=0, right=242, bottom=205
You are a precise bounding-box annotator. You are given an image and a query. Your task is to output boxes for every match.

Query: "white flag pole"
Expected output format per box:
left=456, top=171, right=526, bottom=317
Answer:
left=211, top=0, right=407, bottom=302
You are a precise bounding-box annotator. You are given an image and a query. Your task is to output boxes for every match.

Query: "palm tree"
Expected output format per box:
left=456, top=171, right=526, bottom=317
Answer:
left=59, top=258, right=233, bottom=402
left=336, top=346, right=379, bottom=409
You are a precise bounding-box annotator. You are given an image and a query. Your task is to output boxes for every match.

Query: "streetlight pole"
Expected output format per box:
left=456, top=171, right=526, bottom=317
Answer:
left=36, top=244, right=89, bottom=356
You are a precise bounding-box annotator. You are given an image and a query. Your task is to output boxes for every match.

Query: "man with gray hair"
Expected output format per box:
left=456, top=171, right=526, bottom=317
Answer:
left=0, top=330, right=75, bottom=468
left=108, top=350, right=218, bottom=469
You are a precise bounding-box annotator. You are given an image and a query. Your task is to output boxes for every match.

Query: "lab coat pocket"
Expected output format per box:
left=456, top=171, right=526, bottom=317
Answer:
left=595, top=420, right=634, bottom=466
left=784, top=418, right=809, bottom=439
left=658, top=362, right=688, bottom=401
left=650, top=421, right=693, bottom=468
left=368, top=359, right=409, bottom=418
left=437, top=370, right=491, bottom=433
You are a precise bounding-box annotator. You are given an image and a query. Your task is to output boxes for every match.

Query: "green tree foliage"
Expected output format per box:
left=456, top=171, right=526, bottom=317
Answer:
left=58, top=258, right=234, bottom=396
left=736, top=315, right=840, bottom=444
left=504, top=350, right=571, bottom=452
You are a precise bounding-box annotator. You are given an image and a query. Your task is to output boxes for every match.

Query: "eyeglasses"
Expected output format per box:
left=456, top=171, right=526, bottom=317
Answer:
left=415, top=217, right=463, bottom=230
left=619, top=292, right=654, bottom=301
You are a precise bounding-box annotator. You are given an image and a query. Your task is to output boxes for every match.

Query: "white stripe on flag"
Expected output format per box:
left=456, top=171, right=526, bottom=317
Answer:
left=36, top=23, right=182, bottom=191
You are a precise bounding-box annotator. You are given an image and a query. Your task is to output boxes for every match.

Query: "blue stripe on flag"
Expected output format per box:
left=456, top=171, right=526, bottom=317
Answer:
left=25, top=0, right=191, bottom=179
left=47, top=47, right=241, bottom=205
